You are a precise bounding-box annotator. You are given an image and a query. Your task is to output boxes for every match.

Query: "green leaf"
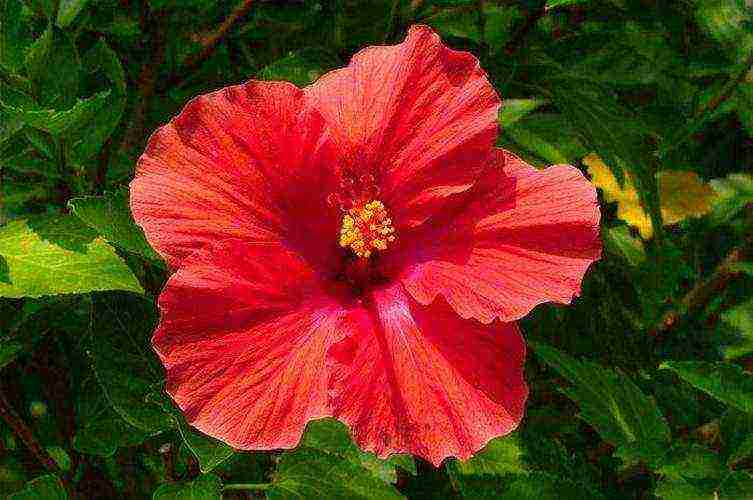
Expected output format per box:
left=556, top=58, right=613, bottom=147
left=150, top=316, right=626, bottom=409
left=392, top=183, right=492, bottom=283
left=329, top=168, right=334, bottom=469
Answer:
left=450, top=434, right=527, bottom=477
left=152, top=474, right=222, bottom=500
left=89, top=293, right=173, bottom=434
left=69, top=39, right=126, bottom=162
left=604, top=226, right=646, bottom=267
left=0, top=341, right=22, bottom=370
left=722, top=299, right=753, bottom=360
left=734, top=84, right=753, bottom=138
left=0, top=456, right=26, bottom=496
left=695, top=0, right=753, bottom=62
left=1, top=0, right=36, bottom=72
left=426, top=4, right=521, bottom=48
left=1, top=91, right=110, bottom=136
left=502, top=113, right=587, bottom=165
left=301, top=418, right=414, bottom=485
left=534, top=343, right=670, bottom=465
left=0, top=216, right=143, bottom=298
left=447, top=434, right=528, bottom=497
left=654, top=477, right=715, bottom=500
left=269, top=447, right=403, bottom=499
left=0, top=84, right=35, bottom=146
left=177, top=420, right=234, bottom=474
left=73, top=414, right=148, bottom=457
left=727, top=262, right=753, bottom=276
left=551, top=82, right=648, bottom=187
left=28, top=0, right=56, bottom=19
left=660, top=361, right=753, bottom=413
left=499, top=99, right=548, bottom=128
left=24, top=28, right=80, bottom=108
left=658, top=444, right=724, bottom=481
left=9, top=475, right=66, bottom=500
left=73, top=373, right=148, bottom=457
left=552, top=80, right=661, bottom=237
left=57, top=0, right=90, bottom=28
left=502, top=472, right=601, bottom=499
left=728, top=435, right=753, bottom=467
left=46, top=447, right=71, bottom=472
left=545, top=0, right=589, bottom=10
left=719, top=471, right=753, bottom=498
left=83, top=39, right=126, bottom=94
left=720, top=409, right=753, bottom=464
left=710, top=173, right=753, bottom=225
left=258, top=48, right=339, bottom=87
left=68, top=189, right=163, bottom=263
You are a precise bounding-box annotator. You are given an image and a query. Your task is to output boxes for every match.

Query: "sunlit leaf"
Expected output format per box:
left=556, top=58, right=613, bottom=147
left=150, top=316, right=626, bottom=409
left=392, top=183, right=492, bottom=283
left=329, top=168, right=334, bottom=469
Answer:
left=723, top=299, right=753, bottom=360
left=499, top=99, right=548, bottom=127
left=585, top=154, right=716, bottom=238
left=57, top=0, right=90, bottom=28
left=709, top=173, right=753, bottom=225
left=695, top=0, right=753, bottom=62
left=0, top=216, right=143, bottom=298
left=604, top=226, right=646, bottom=266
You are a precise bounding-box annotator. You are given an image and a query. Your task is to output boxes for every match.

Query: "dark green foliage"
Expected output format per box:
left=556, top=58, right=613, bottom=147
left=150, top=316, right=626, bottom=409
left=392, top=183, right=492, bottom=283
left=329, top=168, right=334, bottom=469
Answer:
left=1, top=0, right=752, bottom=498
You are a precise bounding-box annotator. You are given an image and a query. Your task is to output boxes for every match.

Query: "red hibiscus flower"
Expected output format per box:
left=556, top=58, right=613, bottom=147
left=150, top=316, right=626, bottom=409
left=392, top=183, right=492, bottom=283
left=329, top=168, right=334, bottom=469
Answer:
left=130, top=25, right=601, bottom=466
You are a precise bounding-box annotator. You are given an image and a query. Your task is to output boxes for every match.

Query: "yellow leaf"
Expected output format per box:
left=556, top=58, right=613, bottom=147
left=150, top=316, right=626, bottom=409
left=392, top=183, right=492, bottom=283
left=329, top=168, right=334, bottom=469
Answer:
left=658, top=170, right=716, bottom=225
left=584, top=154, right=716, bottom=239
left=584, top=154, right=652, bottom=238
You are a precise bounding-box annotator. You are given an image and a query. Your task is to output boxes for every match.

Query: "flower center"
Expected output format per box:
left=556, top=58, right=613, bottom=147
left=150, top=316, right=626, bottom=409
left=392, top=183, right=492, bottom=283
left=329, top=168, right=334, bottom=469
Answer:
left=339, top=200, right=396, bottom=258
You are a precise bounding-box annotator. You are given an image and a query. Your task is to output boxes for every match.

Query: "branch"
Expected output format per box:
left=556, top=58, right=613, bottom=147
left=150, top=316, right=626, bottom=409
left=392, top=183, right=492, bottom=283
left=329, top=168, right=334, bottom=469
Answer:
left=0, top=388, right=62, bottom=475
left=224, top=483, right=271, bottom=491
left=504, top=5, right=547, bottom=55
left=383, top=0, right=402, bottom=43
left=659, top=52, right=753, bottom=159
left=118, top=11, right=167, bottom=155
left=651, top=235, right=753, bottom=337
left=178, top=0, right=255, bottom=76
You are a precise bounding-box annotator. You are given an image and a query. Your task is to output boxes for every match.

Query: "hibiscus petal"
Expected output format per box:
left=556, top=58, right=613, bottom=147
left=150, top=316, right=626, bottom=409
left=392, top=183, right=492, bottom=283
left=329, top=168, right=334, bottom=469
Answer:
left=328, top=284, right=527, bottom=466
left=305, top=25, right=500, bottom=229
left=399, top=149, right=602, bottom=323
left=130, top=81, right=340, bottom=269
left=153, top=239, right=350, bottom=450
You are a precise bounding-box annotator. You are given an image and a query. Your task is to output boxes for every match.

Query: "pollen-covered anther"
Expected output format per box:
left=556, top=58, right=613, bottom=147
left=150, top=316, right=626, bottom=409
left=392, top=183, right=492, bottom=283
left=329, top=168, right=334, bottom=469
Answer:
left=339, top=200, right=396, bottom=258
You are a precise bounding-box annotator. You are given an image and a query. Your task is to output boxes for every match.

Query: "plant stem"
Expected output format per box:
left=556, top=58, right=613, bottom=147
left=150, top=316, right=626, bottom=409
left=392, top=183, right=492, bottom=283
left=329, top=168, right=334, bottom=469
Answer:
left=504, top=5, right=547, bottom=55
left=118, top=9, right=167, bottom=156
left=383, top=0, right=402, bottom=43
left=651, top=232, right=753, bottom=337
left=171, top=0, right=256, bottom=85
left=658, top=52, right=753, bottom=159
left=223, top=483, right=271, bottom=491
left=0, top=388, right=63, bottom=475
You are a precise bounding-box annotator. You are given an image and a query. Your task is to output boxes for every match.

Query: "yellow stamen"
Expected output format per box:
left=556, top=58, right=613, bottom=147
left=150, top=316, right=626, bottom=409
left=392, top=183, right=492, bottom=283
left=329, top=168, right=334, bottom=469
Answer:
left=339, top=200, right=396, bottom=258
